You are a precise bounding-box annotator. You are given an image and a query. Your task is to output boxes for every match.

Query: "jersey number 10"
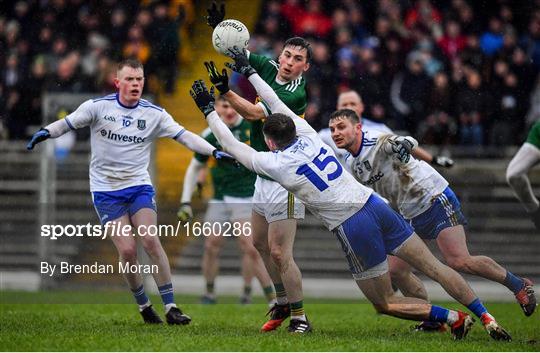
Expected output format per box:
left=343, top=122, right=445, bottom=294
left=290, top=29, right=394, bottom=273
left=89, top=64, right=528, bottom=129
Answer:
left=296, top=147, right=343, bottom=191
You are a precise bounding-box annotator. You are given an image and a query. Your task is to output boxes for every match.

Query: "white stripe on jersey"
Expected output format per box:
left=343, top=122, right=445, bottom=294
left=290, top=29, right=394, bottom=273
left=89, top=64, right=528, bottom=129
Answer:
left=64, top=94, right=185, bottom=192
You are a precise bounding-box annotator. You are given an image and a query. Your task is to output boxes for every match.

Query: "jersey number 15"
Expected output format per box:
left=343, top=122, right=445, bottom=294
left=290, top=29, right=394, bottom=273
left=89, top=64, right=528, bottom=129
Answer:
left=296, top=147, right=343, bottom=191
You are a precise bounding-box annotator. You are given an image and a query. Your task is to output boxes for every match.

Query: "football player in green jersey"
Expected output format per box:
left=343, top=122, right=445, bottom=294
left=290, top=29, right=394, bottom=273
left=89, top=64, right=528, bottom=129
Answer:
left=206, top=3, right=312, bottom=332
left=507, top=121, right=540, bottom=230
left=178, top=96, right=276, bottom=305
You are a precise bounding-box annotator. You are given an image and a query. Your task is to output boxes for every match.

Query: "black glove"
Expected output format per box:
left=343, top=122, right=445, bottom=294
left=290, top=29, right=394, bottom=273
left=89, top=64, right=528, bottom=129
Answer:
left=392, top=139, right=414, bottom=163
left=206, top=0, right=225, bottom=29
left=205, top=61, right=229, bottom=94
left=27, top=128, right=51, bottom=150
left=213, top=149, right=240, bottom=168
left=190, top=80, right=215, bottom=117
left=431, top=155, right=454, bottom=168
left=225, top=46, right=256, bottom=77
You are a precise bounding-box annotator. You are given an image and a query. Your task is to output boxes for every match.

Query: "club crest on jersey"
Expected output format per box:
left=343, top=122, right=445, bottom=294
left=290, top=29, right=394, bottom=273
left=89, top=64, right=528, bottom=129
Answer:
left=137, top=119, right=146, bottom=130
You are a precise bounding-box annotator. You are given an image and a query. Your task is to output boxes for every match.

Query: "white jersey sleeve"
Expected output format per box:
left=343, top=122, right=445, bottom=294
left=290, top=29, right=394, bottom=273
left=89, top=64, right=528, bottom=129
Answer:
left=157, top=110, right=185, bottom=139
left=65, top=99, right=96, bottom=130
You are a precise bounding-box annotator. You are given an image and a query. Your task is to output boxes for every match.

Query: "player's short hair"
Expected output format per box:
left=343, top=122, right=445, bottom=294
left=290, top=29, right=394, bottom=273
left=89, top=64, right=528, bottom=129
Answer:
left=263, top=113, right=297, bottom=149
left=329, top=109, right=360, bottom=124
left=216, top=95, right=227, bottom=102
left=117, top=58, right=144, bottom=72
left=283, top=37, right=312, bottom=63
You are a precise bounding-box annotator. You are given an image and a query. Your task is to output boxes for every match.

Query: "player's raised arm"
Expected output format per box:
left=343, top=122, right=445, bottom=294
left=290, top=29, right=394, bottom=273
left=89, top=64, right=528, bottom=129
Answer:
left=222, top=51, right=315, bottom=137
left=204, top=61, right=265, bottom=121
left=27, top=99, right=95, bottom=150
left=190, top=80, right=257, bottom=170
left=382, top=135, right=420, bottom=164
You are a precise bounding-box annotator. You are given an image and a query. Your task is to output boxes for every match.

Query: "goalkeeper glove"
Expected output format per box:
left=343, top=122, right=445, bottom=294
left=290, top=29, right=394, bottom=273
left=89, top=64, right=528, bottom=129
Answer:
left=27, top=128, right=51, bottom=150
left=177, top=203, right=193, bottom=222
left=431, top=155, right=454, bottom=168
left=205, top=61, right=229, bottom=94
left=213, top=149, right=240, bottom=168
left=392, top=139, right=414, bottom=163
left=225, top=46, right=256, bottom=77
left=190, top=80, right=215, bottom=117
left=206, top=0, right=225, bottom=29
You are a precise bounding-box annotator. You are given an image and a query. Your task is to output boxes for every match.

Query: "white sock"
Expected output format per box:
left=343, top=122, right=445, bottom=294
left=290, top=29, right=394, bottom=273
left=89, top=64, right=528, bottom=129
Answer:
left=165, top=303, right=177, bottom=314
left=276, top=296, right=288, bottom=305
left=268, top=298, right=277, bottom=307
left=292, top=314, right=306, bottom=322
left=138, top=300, right=151, bottom=312
left=446, top=310, right=459, bottom=325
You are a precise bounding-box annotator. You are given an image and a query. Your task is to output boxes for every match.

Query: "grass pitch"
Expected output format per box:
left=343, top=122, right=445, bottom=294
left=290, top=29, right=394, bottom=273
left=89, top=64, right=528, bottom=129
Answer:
left=0, top=290, right=538, bottom=351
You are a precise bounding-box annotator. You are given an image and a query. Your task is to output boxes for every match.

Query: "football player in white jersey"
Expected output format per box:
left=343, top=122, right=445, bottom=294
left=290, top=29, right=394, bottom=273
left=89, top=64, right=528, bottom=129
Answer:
left=27, top=59, right=236, bottom=325
left=318, top=90, right=454, bottom=169
left=188, top=53, right=511, bottom=340
left=328, top=108, right=537, bottom=324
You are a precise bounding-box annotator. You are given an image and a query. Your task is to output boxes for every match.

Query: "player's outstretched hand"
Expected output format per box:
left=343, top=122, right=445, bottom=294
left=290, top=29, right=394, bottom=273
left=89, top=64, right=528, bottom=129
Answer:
left=206, top=0, right=225, bottom=29
left=392, top=139, right=414, bottom=163
left=225, top=46, right=256, bottom=77
left=432, top=155, right=454, bottom=168
left=27, top=128, right=51, bottom=150
left=205, top=61, right=229, bottom=94
left=213, top=149, right=241, bottom=168
left=177, top=203, right=193, bottom=222
left=190, top=80, right=215, bottom=117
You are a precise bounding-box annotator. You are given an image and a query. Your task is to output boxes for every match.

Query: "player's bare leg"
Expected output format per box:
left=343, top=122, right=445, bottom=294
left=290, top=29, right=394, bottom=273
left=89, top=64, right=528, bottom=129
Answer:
left=356, top=272, right=473, bottom=340
left=252, top=211, right=292, bottom=331
left=268, top=218, right=310, bottom=333
left=107, top=213, right=161, bottom=323
left=388, top=255, right=428, bottom=300
left=236, top=220, right=275, bottom=305
left=396, top=233, right=511, bottom=340
left=388, top=255, right=445, bottom=332
left=131, top=208, right=191, bottom=325
left=437, top=225, right=536, bottom=316
left=506, top=143, right=540, bottom=228
left=201, top=232, right=225, bottom=303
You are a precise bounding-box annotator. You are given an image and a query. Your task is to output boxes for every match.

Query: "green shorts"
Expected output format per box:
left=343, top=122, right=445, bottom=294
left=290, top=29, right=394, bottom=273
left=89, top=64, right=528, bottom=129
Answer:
left=526, top=121, right=540, bottom=149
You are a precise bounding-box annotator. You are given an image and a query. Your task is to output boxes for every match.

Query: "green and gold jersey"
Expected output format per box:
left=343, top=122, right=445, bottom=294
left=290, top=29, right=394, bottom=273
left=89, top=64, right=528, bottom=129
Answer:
left=526, top=121, right=540, bottom=149
left=194, top=118, right=256, bottom=200
left=248, top=52, right=308, bottom=152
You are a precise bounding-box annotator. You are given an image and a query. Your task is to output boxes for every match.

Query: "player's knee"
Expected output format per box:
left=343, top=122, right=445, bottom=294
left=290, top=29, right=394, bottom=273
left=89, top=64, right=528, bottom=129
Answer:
left=119, top=244, right=137, bottom=262
left=373, top=302, right=390, bottom=315
left=204, top=239, right=221, bottom=257
left=141, top=238, right=163, bottom=258
left=270, top=246, right=287, bottom=267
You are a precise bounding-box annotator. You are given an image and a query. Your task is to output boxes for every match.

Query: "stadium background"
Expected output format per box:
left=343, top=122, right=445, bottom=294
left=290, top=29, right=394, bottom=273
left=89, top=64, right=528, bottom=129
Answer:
left=1, top=0, right=539, bottom=301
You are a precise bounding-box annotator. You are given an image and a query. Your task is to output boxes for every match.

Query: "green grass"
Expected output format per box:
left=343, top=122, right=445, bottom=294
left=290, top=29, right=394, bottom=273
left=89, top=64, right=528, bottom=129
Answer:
left=0, top=291, right=538, bottom=351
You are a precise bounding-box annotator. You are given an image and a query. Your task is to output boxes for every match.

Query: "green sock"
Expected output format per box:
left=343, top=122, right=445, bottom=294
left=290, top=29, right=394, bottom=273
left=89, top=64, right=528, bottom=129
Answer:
left=274, top=283, right=287, bottom=305
left=243, top=285, right=252, bottom=297
left=206, top=282, right=215, bottom=295
left=263, top=285, right=276, bottom=302
left=290, top=300, right=305, bottom=319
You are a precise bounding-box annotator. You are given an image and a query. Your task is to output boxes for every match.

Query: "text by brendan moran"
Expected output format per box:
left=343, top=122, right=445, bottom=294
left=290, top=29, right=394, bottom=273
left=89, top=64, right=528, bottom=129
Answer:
left=40, top=261, right=158, bottom=277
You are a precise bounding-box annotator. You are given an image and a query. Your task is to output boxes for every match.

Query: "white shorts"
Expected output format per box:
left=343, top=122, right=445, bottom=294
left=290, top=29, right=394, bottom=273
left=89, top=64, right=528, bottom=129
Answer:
left=252, top=176, right=305, bottom=223
left=204, top=196, right=253, bottom=223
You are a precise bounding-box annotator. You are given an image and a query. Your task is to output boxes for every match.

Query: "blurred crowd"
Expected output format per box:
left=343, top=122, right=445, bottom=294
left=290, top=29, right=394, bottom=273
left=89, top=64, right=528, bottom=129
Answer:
left=0, top=0, right=190, bottom=139
left=250, top=0, right=540, bottom=146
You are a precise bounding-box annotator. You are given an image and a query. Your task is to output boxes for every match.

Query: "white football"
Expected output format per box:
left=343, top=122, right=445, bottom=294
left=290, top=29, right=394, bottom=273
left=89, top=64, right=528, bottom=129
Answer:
left=212, top=19, right=250, bottom=56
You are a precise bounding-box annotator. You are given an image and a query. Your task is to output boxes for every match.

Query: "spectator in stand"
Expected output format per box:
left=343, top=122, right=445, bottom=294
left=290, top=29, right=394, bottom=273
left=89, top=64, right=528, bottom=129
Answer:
left=481, top=17, right=504, bottom=56
left=390, top=51, right=432, bottom=133
left=455, top=70, right=492, bottom=145
left=357, top=60, right=391, bottom=125
left=293, top=0, right=332, bottom=38
left=520, top=15, right=540, bottom=71
left=437, top=19, right=466, bottom=61
left=491, top=72, right=527, bottom=145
